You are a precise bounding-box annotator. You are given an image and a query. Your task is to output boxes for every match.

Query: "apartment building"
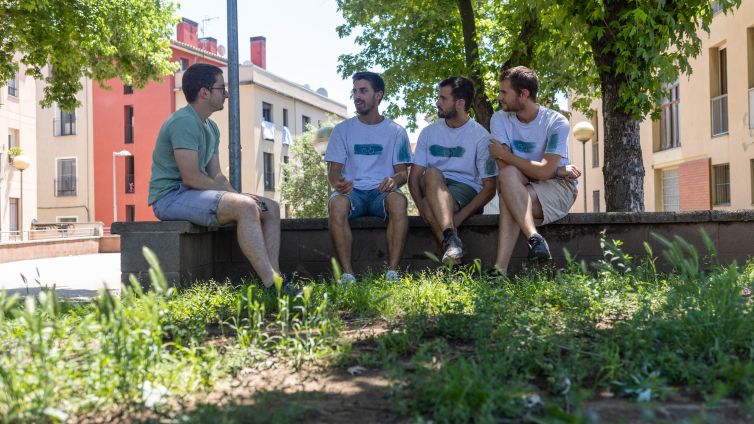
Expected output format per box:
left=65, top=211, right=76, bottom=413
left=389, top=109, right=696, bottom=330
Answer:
left=569, top=2, right=754, bottom=212
left=0, top=56, right=38, bottom=241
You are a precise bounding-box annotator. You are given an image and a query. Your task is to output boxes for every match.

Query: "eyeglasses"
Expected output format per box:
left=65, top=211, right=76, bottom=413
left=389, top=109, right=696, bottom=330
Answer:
left=208, top=84, right=226, bottom=92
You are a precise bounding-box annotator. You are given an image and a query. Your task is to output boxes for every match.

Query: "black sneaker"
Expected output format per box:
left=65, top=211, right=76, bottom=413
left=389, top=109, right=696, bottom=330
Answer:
left=441, top=232, right=465, bottom=264
left=527, top=234, right=551, bottom=262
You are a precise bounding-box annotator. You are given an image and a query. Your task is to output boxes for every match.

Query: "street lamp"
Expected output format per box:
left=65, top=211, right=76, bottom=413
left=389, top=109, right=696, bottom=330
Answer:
left=112, top=150, right=133, bottom=223
left=573, top=121, right=595, bottom=213
left=12, top=154, right=31, bottom=240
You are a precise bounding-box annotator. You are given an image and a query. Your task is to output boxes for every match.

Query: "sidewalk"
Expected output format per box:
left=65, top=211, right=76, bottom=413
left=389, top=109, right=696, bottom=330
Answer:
left=0, top=253, right=120, bottom=299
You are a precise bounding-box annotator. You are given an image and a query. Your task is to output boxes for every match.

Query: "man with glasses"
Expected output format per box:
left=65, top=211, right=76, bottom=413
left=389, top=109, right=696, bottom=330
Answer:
left=148, top=63, right=294, bottom=292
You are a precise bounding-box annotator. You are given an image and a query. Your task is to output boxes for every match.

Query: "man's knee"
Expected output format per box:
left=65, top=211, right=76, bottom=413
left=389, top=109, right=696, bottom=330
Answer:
left=385, top=192, right=407, bottom=217
left=263, top=198, right=280, bottom=219
left=221, top=193, right=260, bottom=220
left=328, top=195, right=350, bottom=220
left=497, top=165, right=526, bottom=188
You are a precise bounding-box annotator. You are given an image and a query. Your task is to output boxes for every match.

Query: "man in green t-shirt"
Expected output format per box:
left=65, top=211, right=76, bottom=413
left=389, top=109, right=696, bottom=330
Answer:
left=148, top=63, right=292, bottom=291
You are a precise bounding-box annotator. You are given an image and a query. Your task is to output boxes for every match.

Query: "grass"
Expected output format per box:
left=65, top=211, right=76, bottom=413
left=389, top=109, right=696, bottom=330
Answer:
left=0, top=231, right=753, bottom=422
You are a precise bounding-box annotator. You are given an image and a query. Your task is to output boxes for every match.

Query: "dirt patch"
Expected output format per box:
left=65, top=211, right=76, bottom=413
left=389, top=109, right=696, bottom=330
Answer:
left=583, top=397, right=751, bottom=423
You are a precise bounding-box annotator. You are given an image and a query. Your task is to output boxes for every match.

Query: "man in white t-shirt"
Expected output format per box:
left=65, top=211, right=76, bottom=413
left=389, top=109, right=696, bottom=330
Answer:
left=325, top=72, right=412, bottom=283
left=409, top=76, right=497, bottom=264
left=488, top=66, right=582, bottom=274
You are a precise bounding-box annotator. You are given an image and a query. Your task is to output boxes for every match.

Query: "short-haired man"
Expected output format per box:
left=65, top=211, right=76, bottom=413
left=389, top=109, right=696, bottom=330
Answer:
left=489, top=66, right=581, bottom=274
left=326, top=71, right=412, bottom=283
left=148, top=63, right=293, bottom=292
left=409, top=76, right=497, bottom=264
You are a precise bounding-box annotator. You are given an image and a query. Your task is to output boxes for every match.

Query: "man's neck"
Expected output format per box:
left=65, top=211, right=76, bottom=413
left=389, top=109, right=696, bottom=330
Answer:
left=515, top=103, right=540, bottom=124
left=357, top=109, right=384, bottom=125
left=190, top=103, right=212, bottom=123
left=445, top=112, right=470, bottom=129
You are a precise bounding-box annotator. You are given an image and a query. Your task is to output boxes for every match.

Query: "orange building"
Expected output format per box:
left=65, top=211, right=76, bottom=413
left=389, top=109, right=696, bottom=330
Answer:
left=92, top=18, right=227, bottom=227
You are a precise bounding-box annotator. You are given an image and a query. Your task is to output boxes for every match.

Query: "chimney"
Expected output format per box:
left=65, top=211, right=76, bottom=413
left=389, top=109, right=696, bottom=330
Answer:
left=176, top=18, right=199, bottom=48
left=199, top=37, right=218, bottom=54
left=250, top=36, right=266, bottom=69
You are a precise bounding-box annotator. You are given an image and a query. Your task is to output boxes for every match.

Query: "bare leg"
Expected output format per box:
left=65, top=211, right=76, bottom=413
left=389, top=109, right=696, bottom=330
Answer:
left=385, top=192, right=408, bottom=270
left=217, top=193, right=277, bottom=287
left=253, top=195, right=281, bottom=271
left=420, top=197, right=444, bottom=245
left=328, top=195, right=354, bottom=274
left=420, top=168, right=456, bottom=231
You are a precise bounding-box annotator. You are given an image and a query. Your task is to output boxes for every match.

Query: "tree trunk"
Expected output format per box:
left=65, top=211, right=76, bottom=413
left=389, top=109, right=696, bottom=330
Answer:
left=456, top=0, right=494, bottom=130
left=600, top=72, right=645, bottom=212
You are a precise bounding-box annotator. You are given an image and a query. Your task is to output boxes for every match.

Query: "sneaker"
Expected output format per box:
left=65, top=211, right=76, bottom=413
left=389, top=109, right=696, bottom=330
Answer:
left=527, top=234, right=552, bottom=262
left=339, top=273, right=356, bottom=285
left=485, top=267, right=507, bottom=279
left=385, top=270, right=400, bottom=283
left=268, top=274, right=302, bottom=297
left=441, top=232, right=465, bottom=264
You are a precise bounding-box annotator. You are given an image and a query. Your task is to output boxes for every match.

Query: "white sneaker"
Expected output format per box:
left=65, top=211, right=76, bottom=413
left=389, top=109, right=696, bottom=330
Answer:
left=339, top=273, right=356, bottom=285
left=385, top=270, right=400, bottom=283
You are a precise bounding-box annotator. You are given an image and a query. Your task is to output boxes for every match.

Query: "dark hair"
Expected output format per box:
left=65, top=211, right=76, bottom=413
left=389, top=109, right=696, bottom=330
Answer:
left=352, top=71, right=385, bottom=94
left=438, top=76, right=475, bottom=112
left=499, top=66, right=538, bottom=102
left=182, top=63, right=223, bottom=103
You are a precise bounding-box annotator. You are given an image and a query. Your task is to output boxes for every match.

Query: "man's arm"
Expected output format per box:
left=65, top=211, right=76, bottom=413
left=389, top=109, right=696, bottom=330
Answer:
left=175, top=149, right=235, bottom=191
left=407, top=164, right=426, bottom=214
left=327, top=162, right=353, bottom=194
left=489, top=140, right=561, bottom=181
left=378, top=164, right=409, bottom=192
left=453, top=177, right=496, bottom=227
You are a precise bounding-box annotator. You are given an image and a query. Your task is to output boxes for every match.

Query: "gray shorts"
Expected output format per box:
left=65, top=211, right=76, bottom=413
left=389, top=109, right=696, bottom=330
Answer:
left=152, top=184, right=226, bottom=227
left=530, top=178, right=578, bottom=225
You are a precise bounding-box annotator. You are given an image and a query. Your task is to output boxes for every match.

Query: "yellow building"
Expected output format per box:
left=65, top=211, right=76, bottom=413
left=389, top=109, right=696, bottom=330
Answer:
left=569, top=3, right=754, bottom=212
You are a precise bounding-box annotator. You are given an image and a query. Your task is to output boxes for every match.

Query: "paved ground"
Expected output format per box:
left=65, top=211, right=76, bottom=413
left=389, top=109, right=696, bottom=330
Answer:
left=0, top=253, right=120, bottom=299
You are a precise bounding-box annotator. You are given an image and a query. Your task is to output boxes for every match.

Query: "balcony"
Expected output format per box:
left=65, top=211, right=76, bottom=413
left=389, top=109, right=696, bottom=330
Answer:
left=711, top=94, right=728, bottom=136
left=55, top=176, right=77, bottom=196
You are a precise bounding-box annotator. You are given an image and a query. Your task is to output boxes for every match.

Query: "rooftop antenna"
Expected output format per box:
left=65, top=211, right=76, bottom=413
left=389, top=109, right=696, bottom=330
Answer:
left=200, top=16, right=219, bottom=38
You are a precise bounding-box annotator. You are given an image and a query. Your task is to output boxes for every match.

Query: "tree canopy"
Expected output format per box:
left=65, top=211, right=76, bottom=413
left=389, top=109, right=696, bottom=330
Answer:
left=0, top=0, right=178, bottom=111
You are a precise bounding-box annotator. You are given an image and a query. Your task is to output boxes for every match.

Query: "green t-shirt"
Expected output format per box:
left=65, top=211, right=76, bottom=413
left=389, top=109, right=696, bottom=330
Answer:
left=148, top=105, right=221, bottom=205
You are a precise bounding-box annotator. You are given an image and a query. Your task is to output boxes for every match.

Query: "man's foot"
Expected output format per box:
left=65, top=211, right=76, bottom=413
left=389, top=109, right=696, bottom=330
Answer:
left=385, top=270, right=400, bottom=283
left=527, top=233, right=551, bottom=262
left=486, top=267, right=507, bottom=279
left=339, top=273, right=356, bottom=285
left=441, top=231, right=465, bottom=264
left=268, top=274, right=302, bottom=296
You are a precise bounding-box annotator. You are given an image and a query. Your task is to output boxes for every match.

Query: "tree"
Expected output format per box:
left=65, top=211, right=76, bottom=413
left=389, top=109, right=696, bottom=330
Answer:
left=0, top=0, right=177, bottom=111
left=552, top=0, right=740, bottom=211
left=281, top=124, right=331, bottom=218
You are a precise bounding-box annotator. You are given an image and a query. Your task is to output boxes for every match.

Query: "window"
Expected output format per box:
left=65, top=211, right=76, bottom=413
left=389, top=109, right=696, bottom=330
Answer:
left=9, top=198, right=19, bottom=236
left=711, top=47, right=728, bottom=136
left=54, top=107, right=76, bottom=136
left=262, top=102, right=272, bottom=122
left=302, top=115, right=310, bottom=132
left=8, top=74, right=17, bottom=97
left=125, top=156, right=135, bottom=193
left=660, top=82, right=680, bottom=150
left=662, top=169, right=680, bottom=212
left=125, top=205, right=135, bottom=222
left=8, top=128, right=19, bottom=149
left=124, top=85, right=133, bottom=94
left=124, top=106, right=134, bottom=144
left=57, top=217, right=78, bottom=223
left=283, top=108, right=289, bottom=127
left=591, top=109, right=600, bottom=167
left=179, top=58, right=189, bottom=71
left=592, top=190, right=600, bottom=213
left=712, top=163, right=731, bottom=205
left=263, top=152, right=275, bottom=191
left=56, top=158, right=77, bottom=196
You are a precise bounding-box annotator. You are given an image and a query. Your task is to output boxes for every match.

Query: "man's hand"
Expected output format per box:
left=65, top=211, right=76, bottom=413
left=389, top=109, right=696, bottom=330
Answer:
left=334, top=175, right=354, bottom=194
left=489, top=139, right=512, bottom=162
left=557, top=164, right=581, bottom=180
left=378, top=176, right=397, bottom=192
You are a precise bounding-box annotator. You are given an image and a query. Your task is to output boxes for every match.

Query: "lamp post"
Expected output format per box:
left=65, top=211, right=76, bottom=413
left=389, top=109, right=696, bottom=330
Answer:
left=572, top=121, right=595, bottom=213
left=12, top=154, right=31, bottom=240
left=112, top=150, right=133, bottom=224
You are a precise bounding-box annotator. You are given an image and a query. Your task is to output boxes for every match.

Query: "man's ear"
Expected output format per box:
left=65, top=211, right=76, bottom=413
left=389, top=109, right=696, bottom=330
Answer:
left=376, top=90, right=384, bottom=102
left=520, top=88, right=530, bottom=101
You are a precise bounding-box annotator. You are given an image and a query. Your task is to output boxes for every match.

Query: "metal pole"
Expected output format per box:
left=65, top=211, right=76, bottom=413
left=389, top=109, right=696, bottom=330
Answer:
left=112, top=153, right=117, bottom=223
left=19, top=170, right=23, bottom=241
left=581, top=141, right=587, bottom=212
left=227, top=0, right=241, bottom=192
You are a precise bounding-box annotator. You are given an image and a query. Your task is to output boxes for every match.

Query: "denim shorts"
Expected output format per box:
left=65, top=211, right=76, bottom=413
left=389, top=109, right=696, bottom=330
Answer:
left=329, top=188, right=406, bottom=220
left=152, top=184, right=226, bottom=227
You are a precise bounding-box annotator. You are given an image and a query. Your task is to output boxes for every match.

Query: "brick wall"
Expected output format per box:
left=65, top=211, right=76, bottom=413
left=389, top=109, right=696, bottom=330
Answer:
left=679, top=158, right=711, bottom=211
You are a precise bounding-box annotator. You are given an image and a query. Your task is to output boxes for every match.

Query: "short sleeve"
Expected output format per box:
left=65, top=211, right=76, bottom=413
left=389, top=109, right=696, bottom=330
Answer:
left=393, top=127, right=413, bottom=165
left=413, top=128, right=430, bottom=168
left=544, top=115, right=570, bottom=157
left=489, top=113, right=511, bottom=147
left=475, top=131, right=498, bottom=179
left=324, top=123, right=348, bottom=164
left=169, top=118, right=201, bottom=151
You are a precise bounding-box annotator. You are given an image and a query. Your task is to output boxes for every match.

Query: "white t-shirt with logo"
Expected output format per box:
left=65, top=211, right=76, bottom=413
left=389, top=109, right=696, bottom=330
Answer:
left=489, top=106, right=572, bottom=170
left=325, top=116, right=412, bottom=191
left=414, top=118, right=498, bottom=193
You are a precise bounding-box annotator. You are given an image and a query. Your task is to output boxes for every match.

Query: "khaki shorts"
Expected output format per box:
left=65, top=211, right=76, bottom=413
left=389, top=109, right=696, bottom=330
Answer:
left=529, top=178, right=578, bottom=225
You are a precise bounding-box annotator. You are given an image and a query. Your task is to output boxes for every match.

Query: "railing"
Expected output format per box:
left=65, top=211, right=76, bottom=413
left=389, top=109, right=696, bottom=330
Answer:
left=53, top=117, right=76, bottom=136
left=55, top=176, right=77, bottom=196
left=0, top=222, right=104, bottom=243
left=711, top=94, right=728, bottom=136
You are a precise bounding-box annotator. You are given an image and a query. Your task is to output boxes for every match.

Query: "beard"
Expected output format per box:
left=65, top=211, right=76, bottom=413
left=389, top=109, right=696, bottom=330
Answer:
left=437, top=107, right=457, bottom=119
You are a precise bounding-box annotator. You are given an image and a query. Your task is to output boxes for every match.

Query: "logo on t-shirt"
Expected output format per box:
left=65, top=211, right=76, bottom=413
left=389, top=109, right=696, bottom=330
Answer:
left=429, top=145, right=465, bottom=158
left=354, top=144, right=384, bottom=155
left=512, top=139, right=536, bottom=153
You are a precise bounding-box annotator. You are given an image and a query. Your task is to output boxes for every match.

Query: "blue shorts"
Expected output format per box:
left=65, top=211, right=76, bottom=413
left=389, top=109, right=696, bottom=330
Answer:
left=329, top=188, right=406, bottom=220
left=152, top=184, right=225, bottom=227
